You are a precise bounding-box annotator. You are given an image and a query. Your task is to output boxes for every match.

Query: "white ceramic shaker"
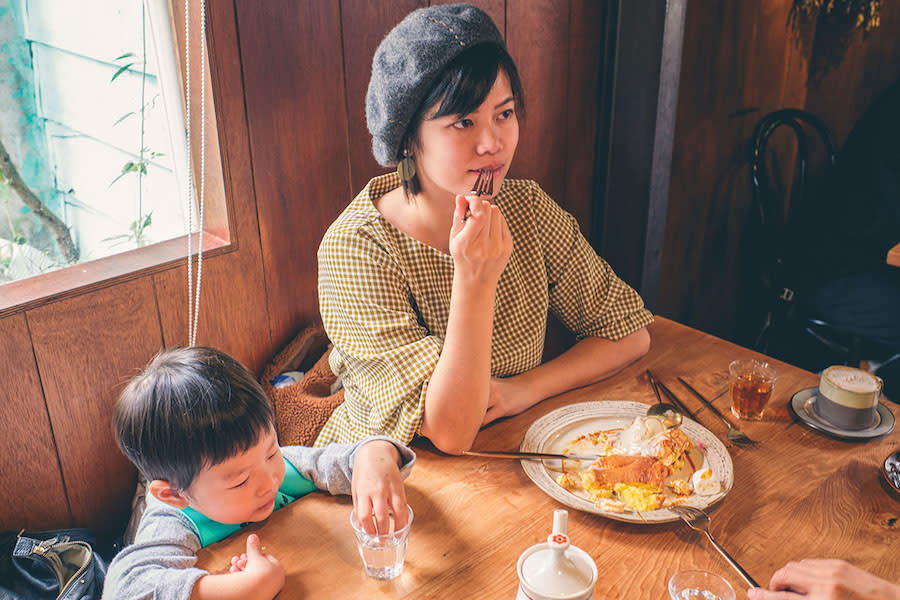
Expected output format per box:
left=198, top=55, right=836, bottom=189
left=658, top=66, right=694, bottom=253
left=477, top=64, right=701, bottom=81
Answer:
left=516, top=509, right=597, bottom=600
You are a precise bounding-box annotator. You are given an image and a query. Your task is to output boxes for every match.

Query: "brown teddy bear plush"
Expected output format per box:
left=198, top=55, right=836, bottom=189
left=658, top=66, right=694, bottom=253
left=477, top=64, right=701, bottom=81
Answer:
left=260, top=325, right=344, bottom=447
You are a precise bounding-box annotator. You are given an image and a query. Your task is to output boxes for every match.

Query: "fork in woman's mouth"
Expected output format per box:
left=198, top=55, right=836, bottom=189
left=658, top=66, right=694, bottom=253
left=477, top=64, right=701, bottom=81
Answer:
left=462, top=168, right=494, bottom=222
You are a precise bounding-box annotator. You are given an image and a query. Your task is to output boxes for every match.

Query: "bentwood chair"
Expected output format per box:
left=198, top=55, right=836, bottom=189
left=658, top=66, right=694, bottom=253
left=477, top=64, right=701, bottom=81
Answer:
left=748, top=109, right=879, bottom=368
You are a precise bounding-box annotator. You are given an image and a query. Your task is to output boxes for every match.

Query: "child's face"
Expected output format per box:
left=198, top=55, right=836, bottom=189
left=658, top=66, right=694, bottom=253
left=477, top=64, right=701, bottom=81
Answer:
left=182, top=427, right=286, bottom=524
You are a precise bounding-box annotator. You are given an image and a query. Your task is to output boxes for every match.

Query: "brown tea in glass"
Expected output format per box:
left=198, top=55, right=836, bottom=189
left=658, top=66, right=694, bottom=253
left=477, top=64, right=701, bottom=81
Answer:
left=728, top=359, right=776, bottom=420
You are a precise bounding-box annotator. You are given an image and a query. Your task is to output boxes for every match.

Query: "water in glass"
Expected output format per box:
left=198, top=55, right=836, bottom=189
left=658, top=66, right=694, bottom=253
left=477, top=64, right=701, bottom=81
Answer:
left=358, top=537, right=407, bottom=580
left=350, top=505, right=413, bottom=581
left=675, top=590, right=728, bottom=600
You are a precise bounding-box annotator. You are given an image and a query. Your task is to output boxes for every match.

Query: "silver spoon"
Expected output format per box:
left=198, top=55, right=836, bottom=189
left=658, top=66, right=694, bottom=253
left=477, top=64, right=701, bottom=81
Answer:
left=645, top=369, right=683, bottom=428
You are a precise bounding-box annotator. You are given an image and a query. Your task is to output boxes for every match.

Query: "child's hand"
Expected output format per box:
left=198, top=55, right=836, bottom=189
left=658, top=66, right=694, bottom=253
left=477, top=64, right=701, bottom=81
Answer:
left=229, top=552, right=246, bottom=573
left=351, top=440, right=408, bottom=535
left=229, top=552, right=248, bottom=573
left=193, top=534, right=284, bottom=600
left=239, top=534, right=284, bottom=588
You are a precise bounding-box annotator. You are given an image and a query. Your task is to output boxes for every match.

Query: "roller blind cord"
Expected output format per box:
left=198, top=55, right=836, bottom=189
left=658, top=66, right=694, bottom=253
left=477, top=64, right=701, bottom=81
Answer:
left=185, top=0, right=207, bottom=347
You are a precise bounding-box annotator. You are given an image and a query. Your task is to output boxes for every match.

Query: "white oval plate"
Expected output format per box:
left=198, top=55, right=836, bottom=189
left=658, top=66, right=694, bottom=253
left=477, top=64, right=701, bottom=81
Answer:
left=520, top=401, right=734, bottom=523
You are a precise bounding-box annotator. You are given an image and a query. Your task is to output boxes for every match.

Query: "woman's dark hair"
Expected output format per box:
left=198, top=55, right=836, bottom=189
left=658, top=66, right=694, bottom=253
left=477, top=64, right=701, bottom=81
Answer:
left=114, top=346, right=274, bottom=491
left=399, top=42, right=525, bottom=197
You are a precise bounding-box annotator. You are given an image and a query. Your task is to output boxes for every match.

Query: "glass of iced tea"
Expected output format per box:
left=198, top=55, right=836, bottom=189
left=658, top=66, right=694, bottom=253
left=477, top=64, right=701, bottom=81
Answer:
left=728, top=359, right=776, bottom=420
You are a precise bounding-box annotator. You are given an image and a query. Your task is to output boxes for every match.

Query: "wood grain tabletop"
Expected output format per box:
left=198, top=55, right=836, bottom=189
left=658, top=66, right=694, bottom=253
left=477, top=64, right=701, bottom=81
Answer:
left=197, top=317, right=900, bottom=599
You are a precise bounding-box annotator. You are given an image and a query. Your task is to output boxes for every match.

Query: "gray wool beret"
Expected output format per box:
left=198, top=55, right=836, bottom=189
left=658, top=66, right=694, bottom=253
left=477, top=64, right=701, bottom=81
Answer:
left=366, top=3, right=504, bottom=167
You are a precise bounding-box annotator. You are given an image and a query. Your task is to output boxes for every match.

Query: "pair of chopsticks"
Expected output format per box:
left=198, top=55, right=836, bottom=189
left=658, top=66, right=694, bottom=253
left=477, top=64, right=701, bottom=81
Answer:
left=646, top=369, right=697, bottom=420
left=647, top=369, right=730, bottom=422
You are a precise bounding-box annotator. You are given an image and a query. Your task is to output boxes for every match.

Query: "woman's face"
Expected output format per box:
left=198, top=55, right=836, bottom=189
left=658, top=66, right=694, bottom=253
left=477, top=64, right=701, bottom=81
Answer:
left=414, top=70, right=519, bottom=203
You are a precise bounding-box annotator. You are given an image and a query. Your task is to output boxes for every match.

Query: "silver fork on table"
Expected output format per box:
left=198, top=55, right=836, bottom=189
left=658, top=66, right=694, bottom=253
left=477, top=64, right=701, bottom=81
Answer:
left=462, top=168, right=494, bottom=222
left=670, top=505, right=759, bottom=589
left=677, top=377, right=759, bottom=447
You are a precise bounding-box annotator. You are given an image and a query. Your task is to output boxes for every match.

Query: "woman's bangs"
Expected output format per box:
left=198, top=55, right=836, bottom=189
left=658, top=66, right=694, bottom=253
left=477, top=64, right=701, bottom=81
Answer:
left=432, top=58, right=501, bottom=120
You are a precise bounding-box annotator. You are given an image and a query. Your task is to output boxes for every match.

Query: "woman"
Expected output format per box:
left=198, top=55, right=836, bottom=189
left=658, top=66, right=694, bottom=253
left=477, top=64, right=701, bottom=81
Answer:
left=316, top=3, right=652, bottom=453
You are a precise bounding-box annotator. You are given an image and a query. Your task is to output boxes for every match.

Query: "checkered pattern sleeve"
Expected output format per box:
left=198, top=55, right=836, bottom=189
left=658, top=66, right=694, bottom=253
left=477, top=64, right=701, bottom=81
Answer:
left=316, top=218, right=440, bottom=445
left=530, top=183, right=654, bottom=340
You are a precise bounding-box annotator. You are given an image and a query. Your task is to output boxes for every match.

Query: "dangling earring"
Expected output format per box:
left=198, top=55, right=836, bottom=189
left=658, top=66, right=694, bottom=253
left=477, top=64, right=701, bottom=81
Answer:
left=397, top=149, right=416, bottom=182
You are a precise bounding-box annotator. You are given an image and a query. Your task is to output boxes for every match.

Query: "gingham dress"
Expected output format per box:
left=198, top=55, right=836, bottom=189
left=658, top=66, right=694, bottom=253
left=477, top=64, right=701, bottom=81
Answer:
left=314, top=173, right=653, bottom=446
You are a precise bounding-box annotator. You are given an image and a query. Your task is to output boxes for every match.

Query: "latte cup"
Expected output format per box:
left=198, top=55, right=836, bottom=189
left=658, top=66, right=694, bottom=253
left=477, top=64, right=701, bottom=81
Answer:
left=816, top=366, right=883, bottom=430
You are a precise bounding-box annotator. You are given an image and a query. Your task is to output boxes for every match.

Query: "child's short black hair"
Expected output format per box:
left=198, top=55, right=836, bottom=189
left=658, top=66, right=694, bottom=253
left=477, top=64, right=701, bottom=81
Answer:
left=400, top=42, right=525, bottom=197
left=114, top=346, right=274, bottom=491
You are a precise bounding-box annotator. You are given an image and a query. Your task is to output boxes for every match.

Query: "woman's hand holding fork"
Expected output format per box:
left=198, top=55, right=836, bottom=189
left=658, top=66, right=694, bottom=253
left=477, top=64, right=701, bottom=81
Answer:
left=449, top=191, right=512, bottom=287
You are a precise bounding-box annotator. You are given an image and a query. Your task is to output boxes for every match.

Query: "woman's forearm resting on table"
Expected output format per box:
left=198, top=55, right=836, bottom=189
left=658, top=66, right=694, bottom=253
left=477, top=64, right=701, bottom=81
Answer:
left=514, top=327, right=650, bottom=402
left=482, top=327, right=651, bottom=424
left=422, top=326, right=651, bottom=454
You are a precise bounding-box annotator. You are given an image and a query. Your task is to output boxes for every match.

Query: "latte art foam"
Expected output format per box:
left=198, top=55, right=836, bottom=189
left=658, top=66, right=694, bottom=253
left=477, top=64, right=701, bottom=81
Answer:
left=826, top=367, right=880, bottom=393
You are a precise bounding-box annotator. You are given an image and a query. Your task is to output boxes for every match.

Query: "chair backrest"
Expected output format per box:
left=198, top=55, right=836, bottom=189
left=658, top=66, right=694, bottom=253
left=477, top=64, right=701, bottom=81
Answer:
left=748, top=109, right=837, bottom=352
left=750, top=109, right=837, bottom=246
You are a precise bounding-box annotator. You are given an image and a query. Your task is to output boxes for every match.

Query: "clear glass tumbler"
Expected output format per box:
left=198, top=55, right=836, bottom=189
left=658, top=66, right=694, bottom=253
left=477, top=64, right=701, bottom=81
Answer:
left=668, top=569, right=736, bottom=600
left=349, top=505, right=413, bottom=580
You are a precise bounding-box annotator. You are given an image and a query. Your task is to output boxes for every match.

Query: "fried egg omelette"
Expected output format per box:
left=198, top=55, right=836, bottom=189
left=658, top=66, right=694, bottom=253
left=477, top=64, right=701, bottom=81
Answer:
left=555, top=415, right=717, bottom=513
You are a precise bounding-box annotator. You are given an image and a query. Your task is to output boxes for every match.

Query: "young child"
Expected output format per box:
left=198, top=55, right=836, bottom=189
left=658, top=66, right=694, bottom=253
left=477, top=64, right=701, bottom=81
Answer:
left=102, top=346, right=414, bottom=600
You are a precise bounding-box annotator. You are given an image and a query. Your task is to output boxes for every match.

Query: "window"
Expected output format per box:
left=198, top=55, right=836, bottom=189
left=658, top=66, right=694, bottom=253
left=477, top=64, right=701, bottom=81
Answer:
left=0, top=0, right=226, bottom=308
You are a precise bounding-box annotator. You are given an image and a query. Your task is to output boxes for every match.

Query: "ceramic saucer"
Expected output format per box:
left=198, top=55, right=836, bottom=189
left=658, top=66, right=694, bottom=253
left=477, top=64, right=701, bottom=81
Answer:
left=790, top=387, right=895, bottom=440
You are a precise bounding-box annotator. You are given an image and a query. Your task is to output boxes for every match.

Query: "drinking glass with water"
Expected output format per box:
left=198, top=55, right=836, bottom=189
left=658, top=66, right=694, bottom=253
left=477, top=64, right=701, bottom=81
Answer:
left=350, top=505, right=414, bottom=580
left=668, top=570, right=735, bottom=600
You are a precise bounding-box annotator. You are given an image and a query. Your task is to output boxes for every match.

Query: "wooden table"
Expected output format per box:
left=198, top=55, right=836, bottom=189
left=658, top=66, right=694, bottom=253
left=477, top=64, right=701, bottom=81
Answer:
left=197, top=317, right=900, bottom=598
left=888, top=242, right=900, bottom=267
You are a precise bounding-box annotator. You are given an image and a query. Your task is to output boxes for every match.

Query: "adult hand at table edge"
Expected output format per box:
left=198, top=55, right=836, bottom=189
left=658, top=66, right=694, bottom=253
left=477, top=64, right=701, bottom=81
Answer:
left=747, top=559, right=900, bottom=600
left=351, top=440, right=409, bottom=534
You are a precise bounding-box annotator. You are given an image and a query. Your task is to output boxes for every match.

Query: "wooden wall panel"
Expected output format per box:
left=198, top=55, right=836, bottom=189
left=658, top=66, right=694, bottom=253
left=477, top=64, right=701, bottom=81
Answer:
left=506, top=0, right=569, bottom=204
left=600, top=1, right=665, bottom=290
left=658, top=1, right=808, bottom=341
left=0, top=314, right=71, bottom=530
left=805, top=3, right=900, bottom=148
left=237, top=1, right=352, bottom=352
left=564, top=0, right=605, bottom=234
left=655, top=0, right=900, bottom=344
left=659, top=2, right=748, bottom=335
left=153, top=0, right=273, bottom=375
left=154, top=251, right=271, bottom=376
left=27, top=280, right=163, bottom=538
left=341, top=0, right=424, bottom=195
